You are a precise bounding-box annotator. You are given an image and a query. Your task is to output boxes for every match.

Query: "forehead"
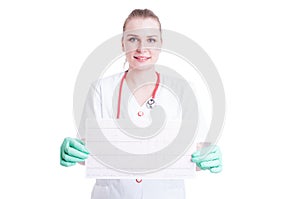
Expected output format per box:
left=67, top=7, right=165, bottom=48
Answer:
left=124, top=17, right=160, bottom=37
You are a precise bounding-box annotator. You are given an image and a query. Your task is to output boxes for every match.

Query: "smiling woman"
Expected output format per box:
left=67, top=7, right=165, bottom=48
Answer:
left=60, top=8, right=222, bottom=199
left=121, top=9, right=164, bottom=107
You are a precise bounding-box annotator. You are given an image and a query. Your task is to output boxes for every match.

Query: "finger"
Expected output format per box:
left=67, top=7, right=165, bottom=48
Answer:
left=192, top=150, right=220, bottom=162
left=192, top=153, right=219, bottom=162
left=210, top=165, right=222, bottom=173
left=65, top=146, right=89, bottom=159
left=191, top=150, right=211, bottom=159
left=200, top=159, right=221, bottom=168
left=62, top=153, right=86, bottom=163
left=191, top=151, right=201, bottom=158
left=191, top=156, right=201, bottom=163
left=200, top=152, right=221, bottom=162
left=60, top=138, right=69, bottom=160
left=60, top=138, right=69, bottom=154
left=69, top=139, right=89, bottom=154
left=60, top=159, right=76, bottom=167
left=196, top=162, right=208, bottom=170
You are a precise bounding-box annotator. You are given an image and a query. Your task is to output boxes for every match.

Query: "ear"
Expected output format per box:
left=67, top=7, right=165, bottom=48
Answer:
left=121, top=37, right=125, bottom=52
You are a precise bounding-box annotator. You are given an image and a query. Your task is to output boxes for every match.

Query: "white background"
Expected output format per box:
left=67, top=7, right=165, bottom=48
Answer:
left=1, top=0, right=299, bottom=198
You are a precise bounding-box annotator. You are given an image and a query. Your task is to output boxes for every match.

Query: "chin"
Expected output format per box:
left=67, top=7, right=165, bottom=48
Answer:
left=129, top=63, right=155, bottom=71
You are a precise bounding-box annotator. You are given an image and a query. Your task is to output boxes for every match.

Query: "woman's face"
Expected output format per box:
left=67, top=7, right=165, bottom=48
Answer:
left=122, top=17, right=162, bottom=71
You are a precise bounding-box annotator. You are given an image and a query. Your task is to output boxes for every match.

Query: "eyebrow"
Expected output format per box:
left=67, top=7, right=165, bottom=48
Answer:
left=126, top=34, right=159, bottom=38
left=126, top=34, right=138, bottom=37
left=147, top=35, right=158, bottom=38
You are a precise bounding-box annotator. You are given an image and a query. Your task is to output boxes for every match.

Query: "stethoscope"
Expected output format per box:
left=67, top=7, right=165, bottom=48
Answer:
left=116, top=70, right=160, bottom=119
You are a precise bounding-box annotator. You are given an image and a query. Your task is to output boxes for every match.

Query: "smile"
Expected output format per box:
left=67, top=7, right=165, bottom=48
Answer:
left=133, top=56, right=151, bottom=62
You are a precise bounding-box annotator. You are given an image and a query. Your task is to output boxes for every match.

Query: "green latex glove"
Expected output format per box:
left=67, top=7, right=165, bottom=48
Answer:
left=60, top=137, right=90, bottom=167
left=191, top=145, right=222, bottom=173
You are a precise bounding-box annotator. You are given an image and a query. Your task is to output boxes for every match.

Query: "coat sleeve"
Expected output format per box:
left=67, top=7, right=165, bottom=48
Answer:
left=77, top=80, right=103, bottom=140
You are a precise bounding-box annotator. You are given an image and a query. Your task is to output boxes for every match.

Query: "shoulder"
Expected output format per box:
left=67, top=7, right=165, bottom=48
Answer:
left=91, top=72, right=124, bottom=90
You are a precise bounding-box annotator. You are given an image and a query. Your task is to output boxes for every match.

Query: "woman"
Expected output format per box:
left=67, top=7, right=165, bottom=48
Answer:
left=60, top=9, right=222, bottom=199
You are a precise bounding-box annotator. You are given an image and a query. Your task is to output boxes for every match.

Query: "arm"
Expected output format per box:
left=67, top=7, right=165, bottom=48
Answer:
left=185, top=81, right=222, bottom=173
left=60, top=81, right=102, bottom=167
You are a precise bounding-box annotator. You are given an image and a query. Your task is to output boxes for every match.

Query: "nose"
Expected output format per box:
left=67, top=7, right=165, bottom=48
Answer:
left=136, top=40, right=147, bottom=53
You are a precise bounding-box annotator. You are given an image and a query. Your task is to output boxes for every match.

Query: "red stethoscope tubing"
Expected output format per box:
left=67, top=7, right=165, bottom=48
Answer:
left=116, top=70, right=160, bottom=118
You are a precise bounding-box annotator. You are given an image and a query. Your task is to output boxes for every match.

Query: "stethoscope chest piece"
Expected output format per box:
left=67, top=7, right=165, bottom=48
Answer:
left=146, top=98, right=156, bottom=109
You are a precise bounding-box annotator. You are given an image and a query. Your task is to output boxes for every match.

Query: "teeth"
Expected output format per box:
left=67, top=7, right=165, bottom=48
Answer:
left=134, top=56, right=149, bottom=61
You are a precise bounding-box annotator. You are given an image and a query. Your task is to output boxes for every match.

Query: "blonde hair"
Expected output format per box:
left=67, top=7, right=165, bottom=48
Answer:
left=123, top=9, right=162, bottom=32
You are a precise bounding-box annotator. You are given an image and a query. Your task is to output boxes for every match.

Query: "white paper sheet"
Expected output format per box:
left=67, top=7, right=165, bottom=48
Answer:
left=85, top=119, right=198, bottom=179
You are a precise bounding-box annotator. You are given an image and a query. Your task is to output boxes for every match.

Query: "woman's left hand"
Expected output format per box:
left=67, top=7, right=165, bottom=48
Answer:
left=191, top=145, right=222, bottom=173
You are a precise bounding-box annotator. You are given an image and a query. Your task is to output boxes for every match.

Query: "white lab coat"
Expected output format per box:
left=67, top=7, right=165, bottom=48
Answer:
left=79, top=71, right=205, bottom=199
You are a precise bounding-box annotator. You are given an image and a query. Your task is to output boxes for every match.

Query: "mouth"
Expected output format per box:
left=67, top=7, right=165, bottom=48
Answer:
left=133, top=56, right=151, bottom=62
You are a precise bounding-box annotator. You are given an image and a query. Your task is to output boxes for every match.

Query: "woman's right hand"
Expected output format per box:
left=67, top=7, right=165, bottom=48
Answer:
left=60, top=137, right=90, bottom=167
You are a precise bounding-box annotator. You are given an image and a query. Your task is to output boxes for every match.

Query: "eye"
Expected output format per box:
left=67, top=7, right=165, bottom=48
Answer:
left=147, top=38, right=156, bottom=43
left=128, top=37, right=138, bottom=42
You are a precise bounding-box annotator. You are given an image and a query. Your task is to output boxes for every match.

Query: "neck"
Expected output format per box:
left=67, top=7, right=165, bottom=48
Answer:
left=126, top=67, right=157, bottom=87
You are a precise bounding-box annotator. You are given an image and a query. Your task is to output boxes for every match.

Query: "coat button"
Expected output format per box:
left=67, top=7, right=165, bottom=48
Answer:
left=137, top=111, right=144, bottom=117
